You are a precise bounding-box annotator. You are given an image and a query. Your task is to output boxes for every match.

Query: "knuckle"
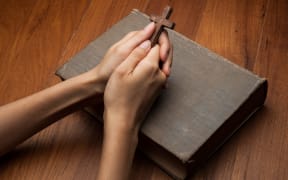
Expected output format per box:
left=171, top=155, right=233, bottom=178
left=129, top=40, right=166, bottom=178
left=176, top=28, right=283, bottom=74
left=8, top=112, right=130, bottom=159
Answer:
left=143, top=61, right=158, bottom=72
left=108, top=43, right=119, bottom=53
left=114, top=67, right=126, bottom=76
left=159, top=74, right=167, bottom=82
left=127, top=31, right=137, bottom=37
left=156, top=74, right=166, bottom=86
left=152, top=74, right=166, bottom=87
left=107, top=44, right=116, bottom=52
left=135, top=30, right=147, bottom=39
left=132, top=48, right=146, bottom=59
left=113, top=45, right=129, bottom=57
left=150, top=62, right=159, bottom=70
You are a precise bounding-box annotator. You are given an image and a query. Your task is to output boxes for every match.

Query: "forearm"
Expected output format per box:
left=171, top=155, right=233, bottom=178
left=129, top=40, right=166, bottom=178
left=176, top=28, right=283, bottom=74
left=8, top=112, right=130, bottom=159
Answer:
left=0, top=71, right=103, bottom=156
left=97, top=29, right=171, bottom=179
left=97, top=113, right=139, bottom=180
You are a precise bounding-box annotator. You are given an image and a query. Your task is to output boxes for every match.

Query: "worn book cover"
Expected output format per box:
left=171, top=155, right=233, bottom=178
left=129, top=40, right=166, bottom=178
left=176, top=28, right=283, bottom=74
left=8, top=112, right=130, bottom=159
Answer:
left=56, top=10, right=267, bottom=179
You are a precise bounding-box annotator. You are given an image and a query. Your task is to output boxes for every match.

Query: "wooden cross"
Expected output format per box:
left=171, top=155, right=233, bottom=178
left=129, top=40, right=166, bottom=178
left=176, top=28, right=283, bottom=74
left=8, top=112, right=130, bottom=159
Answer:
left=149, top=6, right=175, bottom=47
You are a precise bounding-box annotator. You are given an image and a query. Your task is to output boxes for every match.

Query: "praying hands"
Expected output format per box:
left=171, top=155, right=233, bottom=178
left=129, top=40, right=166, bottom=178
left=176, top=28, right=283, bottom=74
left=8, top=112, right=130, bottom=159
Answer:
left=0, top=22, right=172, bottom=180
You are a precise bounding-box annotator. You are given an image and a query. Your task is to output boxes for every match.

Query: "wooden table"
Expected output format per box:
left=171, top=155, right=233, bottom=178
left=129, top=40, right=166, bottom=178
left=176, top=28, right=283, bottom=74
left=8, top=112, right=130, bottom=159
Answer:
left=0, top=0, right=287, bottom=179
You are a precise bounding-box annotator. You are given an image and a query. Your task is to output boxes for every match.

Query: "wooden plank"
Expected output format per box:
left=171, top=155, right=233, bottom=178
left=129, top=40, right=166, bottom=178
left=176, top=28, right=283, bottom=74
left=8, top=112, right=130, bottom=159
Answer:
left=0, top=0, right=97, bottom=179
left=194, top=0, right=268, bottom=69
left=240, top=0, right=288, bottom=179
left=0, top=0, right=91, bottom=103
left=192, top=0, right=288, bottom=179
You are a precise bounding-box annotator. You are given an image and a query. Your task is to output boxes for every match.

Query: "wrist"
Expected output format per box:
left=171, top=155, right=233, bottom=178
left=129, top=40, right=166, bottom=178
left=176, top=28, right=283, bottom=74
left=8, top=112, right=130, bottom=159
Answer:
left=86, top=66, right=108, bottom=93
left=103, top=113, right=139, bottom=160
left=82, top=68, right=106, bottom=94
left=98, top=113, right=139, bottom=180
left=60, top=70, right=105, bottom=108
left=105, top=125, right=139, bottom=148
left=104, top=110, right=140, bottom=142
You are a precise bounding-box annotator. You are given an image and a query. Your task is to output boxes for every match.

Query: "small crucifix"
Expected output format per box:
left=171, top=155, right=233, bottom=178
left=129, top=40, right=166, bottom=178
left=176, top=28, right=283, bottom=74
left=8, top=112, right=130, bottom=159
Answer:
left=149, top=6, right=175, bottom=47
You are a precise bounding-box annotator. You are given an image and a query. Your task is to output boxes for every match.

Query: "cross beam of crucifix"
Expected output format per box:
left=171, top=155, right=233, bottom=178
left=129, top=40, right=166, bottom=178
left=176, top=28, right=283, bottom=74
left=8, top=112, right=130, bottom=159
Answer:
left=149, top=6, right=175, bottom=47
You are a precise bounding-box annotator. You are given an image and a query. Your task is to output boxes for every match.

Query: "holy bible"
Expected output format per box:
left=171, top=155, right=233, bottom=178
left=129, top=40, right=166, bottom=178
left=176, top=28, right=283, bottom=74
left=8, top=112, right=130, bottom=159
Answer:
left=56, top=9, right=267, bottom=180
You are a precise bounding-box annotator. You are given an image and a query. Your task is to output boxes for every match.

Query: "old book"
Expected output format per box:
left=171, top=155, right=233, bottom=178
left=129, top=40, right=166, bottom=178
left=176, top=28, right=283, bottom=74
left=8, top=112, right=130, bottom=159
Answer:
left=55, top=9, right=267, bottom=180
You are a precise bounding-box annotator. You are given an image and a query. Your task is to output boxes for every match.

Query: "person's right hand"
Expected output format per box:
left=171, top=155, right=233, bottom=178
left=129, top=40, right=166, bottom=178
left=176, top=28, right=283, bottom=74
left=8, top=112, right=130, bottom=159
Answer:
left=103, top=38, right=173, bottom=135
left=97, top=24, right=172, bottom=180
left=88, top=22, right=171, bottom=93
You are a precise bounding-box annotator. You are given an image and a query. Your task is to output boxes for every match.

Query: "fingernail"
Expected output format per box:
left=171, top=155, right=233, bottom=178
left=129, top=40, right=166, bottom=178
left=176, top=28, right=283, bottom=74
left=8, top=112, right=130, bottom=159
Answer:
left=144, top=22, right=154, bottom=32
left=140, top=40, right=151, bottom=50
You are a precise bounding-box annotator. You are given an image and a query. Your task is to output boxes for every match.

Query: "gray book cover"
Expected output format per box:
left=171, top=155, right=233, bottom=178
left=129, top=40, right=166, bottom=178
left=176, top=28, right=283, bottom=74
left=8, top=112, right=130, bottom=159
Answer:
left=56, top=10, right=267, bottom=179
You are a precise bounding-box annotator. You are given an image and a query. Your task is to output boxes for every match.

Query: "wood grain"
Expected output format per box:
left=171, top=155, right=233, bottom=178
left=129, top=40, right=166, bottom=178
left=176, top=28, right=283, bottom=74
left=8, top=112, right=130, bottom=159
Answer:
left=0, top=0, right=287, bottom=179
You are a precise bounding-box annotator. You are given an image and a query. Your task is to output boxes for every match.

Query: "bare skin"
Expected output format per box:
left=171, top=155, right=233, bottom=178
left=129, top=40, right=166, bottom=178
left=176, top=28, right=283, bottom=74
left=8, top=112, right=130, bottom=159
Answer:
left=0, top=22, right=172, bottom=180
